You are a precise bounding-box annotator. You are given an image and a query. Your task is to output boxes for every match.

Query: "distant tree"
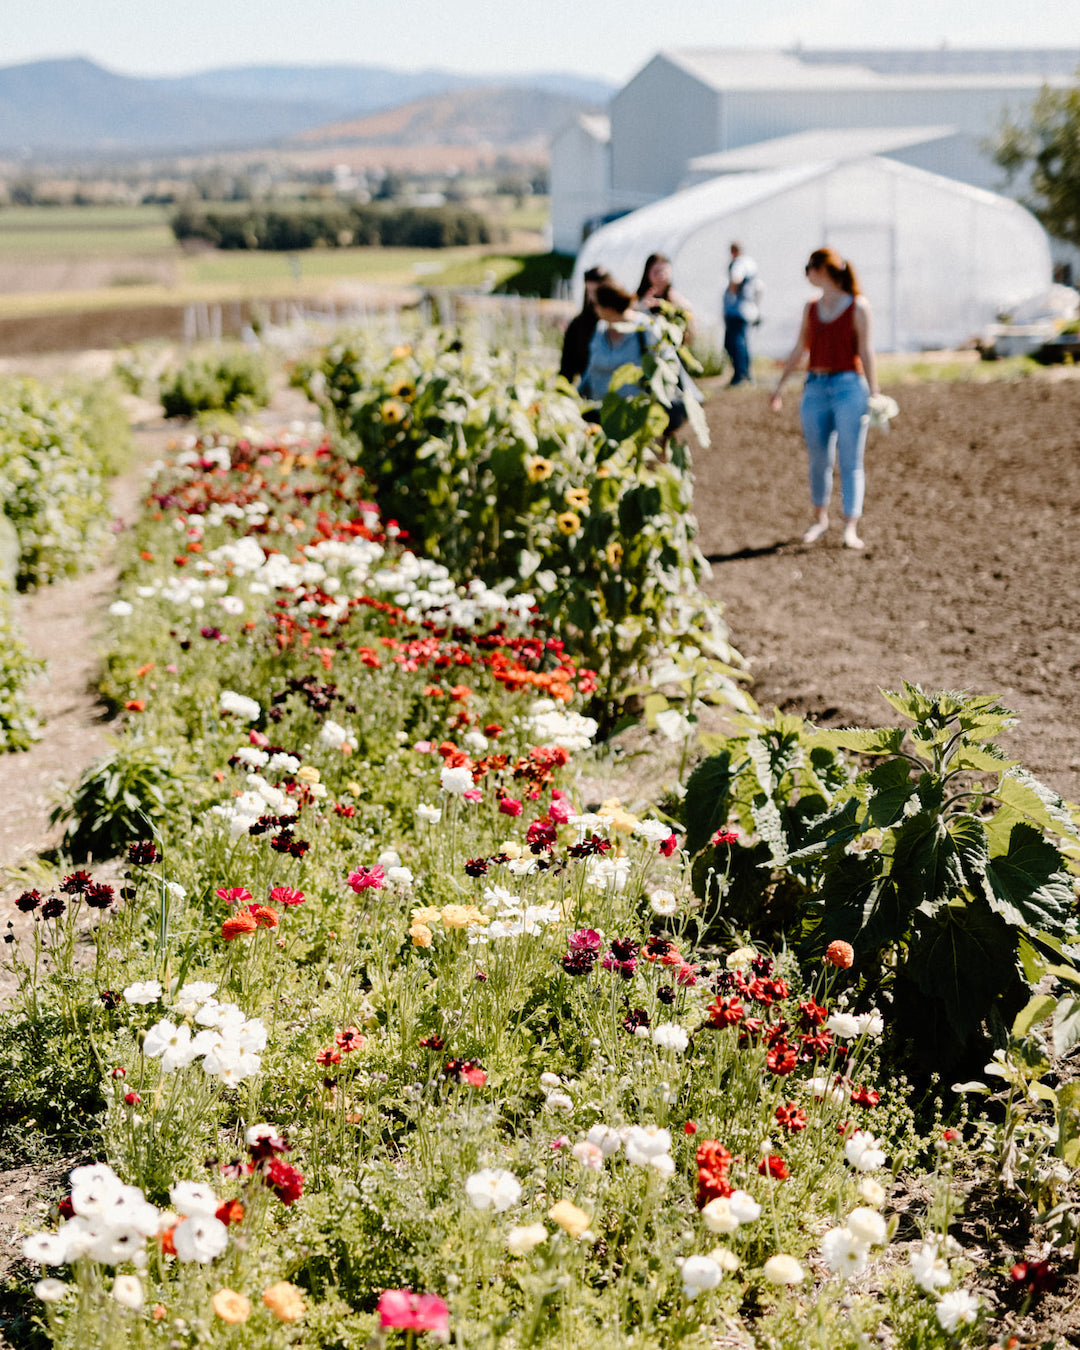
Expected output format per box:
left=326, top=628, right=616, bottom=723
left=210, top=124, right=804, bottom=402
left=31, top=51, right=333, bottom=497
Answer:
left=995, top=80, right=1080, bottom=247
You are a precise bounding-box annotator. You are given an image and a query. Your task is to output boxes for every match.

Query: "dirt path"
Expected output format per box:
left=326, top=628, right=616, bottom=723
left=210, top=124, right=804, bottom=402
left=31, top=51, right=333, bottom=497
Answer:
left=695, top=373, right=1080, bottom=804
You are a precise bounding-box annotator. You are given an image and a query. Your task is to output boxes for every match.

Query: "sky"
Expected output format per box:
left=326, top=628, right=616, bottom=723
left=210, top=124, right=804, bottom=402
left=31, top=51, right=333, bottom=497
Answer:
left=5, top=0, right=1080, bottom=82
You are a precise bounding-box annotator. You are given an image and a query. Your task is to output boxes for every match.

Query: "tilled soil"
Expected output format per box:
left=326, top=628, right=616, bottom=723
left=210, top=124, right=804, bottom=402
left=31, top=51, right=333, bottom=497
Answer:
left=695, top=374, right=1080, bottom=804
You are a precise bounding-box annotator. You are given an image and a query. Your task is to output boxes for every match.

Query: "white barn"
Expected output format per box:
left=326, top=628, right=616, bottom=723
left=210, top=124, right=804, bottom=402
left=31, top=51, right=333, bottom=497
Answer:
left=571, top=156, right=1052, bottom=354
left=549, top=113, right=612, bottom=255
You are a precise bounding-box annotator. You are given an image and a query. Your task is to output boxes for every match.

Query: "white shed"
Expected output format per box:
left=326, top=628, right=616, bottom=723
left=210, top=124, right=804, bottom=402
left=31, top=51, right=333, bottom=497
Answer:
left=572, top=155, right=1052, bottom=355
left=549, top=113, right=612, bottom=255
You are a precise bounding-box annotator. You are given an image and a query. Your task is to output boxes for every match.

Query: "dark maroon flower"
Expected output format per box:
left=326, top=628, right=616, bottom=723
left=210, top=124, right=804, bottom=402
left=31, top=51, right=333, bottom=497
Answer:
left=41, top=897, right=65, bottom=920
left=201, top=626, right=223, bottom=641
left=568, top=834, right=612, bottom=858
left=526, top=818, right=558, bottom=852
left=85, top=883, right=115, bottom=910
left=657, top=985, right=676, bottom=1005
left=100, top=990, right=121, bottom=1009
left=15, top=889, right=42, bottom=912
left=418, top=1034, right=445, bottom=1051
left=1011, top=1259, right=1057, bottom=1295
left=59, top=871, right=93, bottom=895
left=270, top=832, right=309, bottom=857
left=444, top=1058, right=487, bottom=1086
left=561, top=948, right=597, bottom=976
left=602, top=937, right=640, bottom=979
left=622, top=1007, right=650, bottom=1035
left=464, top=857, right=490, bottom=877
left=247, top=1126, right=290, bottom=1164
left=126, top=841, right=159, bottom=866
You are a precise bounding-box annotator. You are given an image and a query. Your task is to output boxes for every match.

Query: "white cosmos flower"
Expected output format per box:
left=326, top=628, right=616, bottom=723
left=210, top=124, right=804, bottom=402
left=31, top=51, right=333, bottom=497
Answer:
left=936, top=1289, right=980, bottom=1332
left=586, top=1124, right=622, bottom=1156
left=112, top=1274, right=144, bottom=1309
left=142, top=1021, right=198, bottom=1072
left=123, top=980, right=163, bottom=1006
left=680, top=1253, right=723, bottom=1298
left=172, top=1215, right=229, bottom=1263
left=701, top=1197, right=739, bottom=1234
left=622, top=1125, right=672, bottom=1165
left=416, top=803, right=442, bottom=824
left=633, top=818, right=672, bottom=844
left=465, top=1168, right=521, bottom=1212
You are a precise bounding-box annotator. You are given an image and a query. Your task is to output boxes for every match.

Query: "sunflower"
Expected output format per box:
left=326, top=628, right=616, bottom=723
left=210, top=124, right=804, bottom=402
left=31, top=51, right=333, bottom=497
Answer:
left=605, top=540, right=624, bottom=567
left=381, top=399, right=408, bottom=425
left=389, top=377, right=416, bottom=401
left=526, top=456, right=555, bottom=483
left=564, top=487, right=589, bottom=510
left=556, top=511, right=582, bottom=536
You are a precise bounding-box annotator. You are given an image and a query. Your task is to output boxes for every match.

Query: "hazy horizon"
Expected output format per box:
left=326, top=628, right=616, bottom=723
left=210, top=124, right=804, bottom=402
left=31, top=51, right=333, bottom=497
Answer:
left=5, top=0, right=1079, bottom=85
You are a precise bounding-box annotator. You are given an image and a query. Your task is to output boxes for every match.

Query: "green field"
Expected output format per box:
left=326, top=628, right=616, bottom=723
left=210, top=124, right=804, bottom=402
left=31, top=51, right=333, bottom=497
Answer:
left=0, top=204, right=175, bottom=253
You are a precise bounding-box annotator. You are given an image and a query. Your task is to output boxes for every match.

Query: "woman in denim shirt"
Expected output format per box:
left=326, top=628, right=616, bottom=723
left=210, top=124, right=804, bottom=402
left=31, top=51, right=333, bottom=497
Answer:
left=579, top=282, right=657, bottom=402
left=769, top=247, right=879, bottom=550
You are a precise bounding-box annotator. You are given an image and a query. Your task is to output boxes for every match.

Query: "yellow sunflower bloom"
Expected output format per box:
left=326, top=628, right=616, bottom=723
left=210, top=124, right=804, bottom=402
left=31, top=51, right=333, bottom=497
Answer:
left=381, top=399, right=408, bottom=425
left=605, top=541, right=624, bottom=567
left=565, top=487, right=589, bottom=510
left=556, top=511, right=582, bottom=536
left=526, top=456, right=555, bottom=483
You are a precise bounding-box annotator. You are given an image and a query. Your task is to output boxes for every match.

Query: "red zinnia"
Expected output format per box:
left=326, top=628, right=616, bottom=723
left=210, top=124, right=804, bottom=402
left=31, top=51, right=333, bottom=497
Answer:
left=765, top=1042, right=799, bottom=1076
left=775, top=1102, right=808, bottom=1133
left=263, top=1158, right=304, bottom=1206
left=758, top=1154, right=789, bottom=1180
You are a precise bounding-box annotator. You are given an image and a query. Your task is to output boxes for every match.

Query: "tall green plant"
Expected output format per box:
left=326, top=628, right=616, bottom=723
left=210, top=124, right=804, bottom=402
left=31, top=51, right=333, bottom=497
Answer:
left=684, top=686, right=1080, bottom=1069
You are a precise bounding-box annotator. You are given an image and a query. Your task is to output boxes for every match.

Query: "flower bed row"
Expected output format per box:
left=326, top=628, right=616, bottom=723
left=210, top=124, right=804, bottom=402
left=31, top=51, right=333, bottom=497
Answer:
left=5, top=408, right=997, bottom=1350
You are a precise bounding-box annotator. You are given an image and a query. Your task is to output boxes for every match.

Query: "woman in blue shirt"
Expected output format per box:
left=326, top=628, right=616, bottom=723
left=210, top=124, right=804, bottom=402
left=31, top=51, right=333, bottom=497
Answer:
left=579, top=282, right=657, bottom=401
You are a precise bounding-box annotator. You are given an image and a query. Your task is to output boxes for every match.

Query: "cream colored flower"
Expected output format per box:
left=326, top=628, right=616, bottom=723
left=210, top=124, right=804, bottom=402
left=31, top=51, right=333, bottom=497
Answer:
left=548, top=1199, right=591, bottom=1238
left=507, top=1222, right=548, bottom=1255
left=763, top=1254, right=804, bottom=1285
left=212, top=1289, right=251, bottom=1323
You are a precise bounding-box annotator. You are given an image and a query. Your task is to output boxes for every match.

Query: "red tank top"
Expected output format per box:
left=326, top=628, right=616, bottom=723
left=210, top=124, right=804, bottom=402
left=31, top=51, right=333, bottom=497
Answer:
left=807, top=299, right=860, bottom=372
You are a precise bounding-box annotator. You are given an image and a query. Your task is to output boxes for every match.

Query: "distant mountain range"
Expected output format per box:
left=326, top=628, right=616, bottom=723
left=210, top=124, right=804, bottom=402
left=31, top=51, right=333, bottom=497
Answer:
left=0, top=57, right=614, bottom=156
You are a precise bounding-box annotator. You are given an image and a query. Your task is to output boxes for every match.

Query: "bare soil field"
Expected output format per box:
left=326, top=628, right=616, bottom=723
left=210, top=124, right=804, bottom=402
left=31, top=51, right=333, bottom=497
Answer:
left=695, top=373, right=1080, bottom=804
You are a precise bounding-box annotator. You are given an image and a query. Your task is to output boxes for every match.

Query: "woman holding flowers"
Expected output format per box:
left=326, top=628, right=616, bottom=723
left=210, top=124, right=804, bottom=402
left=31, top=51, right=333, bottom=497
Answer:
left=579, top=282, right=657, bottom=403
left=769, top=247, right=879, bottom=550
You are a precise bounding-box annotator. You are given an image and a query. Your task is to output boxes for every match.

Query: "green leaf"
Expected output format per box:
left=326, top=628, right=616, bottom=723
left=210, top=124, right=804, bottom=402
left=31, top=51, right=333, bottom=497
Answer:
left=888, top=809, right=968, bottom=908
left=1012, top=993, right=1057, bottom=1037
left=809, top=726, right=906, bottom=756
left=983, top=823, right=1075, bottom=931
left=642, top=693, right=669, bottom=729
left=751, top=791, right=788, bottom=867
left=997, top=767, right=1080, bottom=847
left=1054, top=995, right=1080, bottom=1058
left=683, top=751, right=739, bottom=856
left=864, top=759, right=917, bottom=829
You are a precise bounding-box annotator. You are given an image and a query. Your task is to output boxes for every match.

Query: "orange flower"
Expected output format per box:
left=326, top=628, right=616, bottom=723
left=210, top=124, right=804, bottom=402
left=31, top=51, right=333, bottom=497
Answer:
left=136, top=662, right=155, bottom=678
left=215, top=1199, right=245, bottom=1227
left=248, top=904, right=279, bottom=929
left=212, top=1289, right=251, bottom=1324
left=221, top=912, right=258, bottom=941
left=262, top=1281, right=306, bottom=1322
left=124, top=699, right=146, bottom=712
left=825, top=940, right=855, bottom=970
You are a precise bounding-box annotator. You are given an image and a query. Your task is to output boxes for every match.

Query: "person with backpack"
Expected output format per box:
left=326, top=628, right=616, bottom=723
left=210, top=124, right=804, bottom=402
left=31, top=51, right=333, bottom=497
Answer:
left=723, top=241, right=761, bottom=386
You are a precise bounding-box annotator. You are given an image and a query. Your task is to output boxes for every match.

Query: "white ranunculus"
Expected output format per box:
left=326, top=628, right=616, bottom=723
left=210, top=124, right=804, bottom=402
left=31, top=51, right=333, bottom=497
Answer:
left=649, top=888, right=678, bottom=917
left=169, top=1181, right=219, bottom=1218
left=506, top=1223, right=548, bottom=1255
left=622, top=1125, right=672, bottom=1165
left=820, top=1226, right=870, bottom=1278
left=909, top=1240, right=951, bottom=1292
left=123, top=980, right=163, bottom=1006
left=112, top=1274, right=144, bottom=1309
left=23, top=1232, right=69, bottom=1266
left=633, top=818, right=671, bottom=844
left=936, top=1289, right=980, bottom=1333
left=586, top=1124, right=622, bottom=1156
left=108, top=600, right=134, bottom=617
left=846, top=1206, right=886, bottom=1246
left=825, top=1011, right=862, bottom=1040
left=219, top=690, right=260, bottom=721
left=651, top=1023, right=689, bottom=1054
left=728, top=1190, right=762, bottom=1224
left=465, top=1168, right=521, bottom=1213
left=34, top=1278, right=69, bottom=1301
left=440, top=765, right=475, bottom=795
left=763, top=1254, right=805, bottom=1285
left=845, top=1131, right=887, bottom=1172
left=416, top=803, right=442, bottom=824
left=680, top=1253, right=723, bottom=1298
left=172, top=1215, right=229, bottom=1263
left=701, top=1198, right=739, bottom=1234
left=142, top=1021, right=198, bottom=1072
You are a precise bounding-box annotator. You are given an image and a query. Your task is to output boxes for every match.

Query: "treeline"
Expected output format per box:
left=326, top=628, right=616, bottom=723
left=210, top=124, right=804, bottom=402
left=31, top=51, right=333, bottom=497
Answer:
left=171, top=202, right=500, bottom=250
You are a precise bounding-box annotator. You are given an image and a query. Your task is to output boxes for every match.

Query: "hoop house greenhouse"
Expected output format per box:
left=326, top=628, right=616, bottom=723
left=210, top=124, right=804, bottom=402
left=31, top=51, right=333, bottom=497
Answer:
left=572, top=155, right=1052, bottom=354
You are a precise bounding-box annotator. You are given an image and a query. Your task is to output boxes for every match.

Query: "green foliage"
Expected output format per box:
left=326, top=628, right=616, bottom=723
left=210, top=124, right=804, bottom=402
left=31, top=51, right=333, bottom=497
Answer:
left=63, top=378, right=133, bottom=478
left=684, top=685, right=1080, bottom=1071
left=994, top=80, right=1080, bottom=246
left=0, top=376, right=114, bottom=588
left=160, top=347, right=270, bottom=419
left=0, top=1011, right=103, bottom=1168
left=50, top=741, right=192, bottom=861
left=493, top=251, right=576, bottom=297
left=296, top=327, right=743, bottom=717
left=0, top=579, right=41, bottom=751
left=172, top=201, right=498, bottom=251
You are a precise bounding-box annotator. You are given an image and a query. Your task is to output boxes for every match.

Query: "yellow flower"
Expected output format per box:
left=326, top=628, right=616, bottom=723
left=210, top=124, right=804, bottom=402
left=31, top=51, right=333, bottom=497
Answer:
left=344, top=779, right=363, bottom=795
left=296, top=765, right=321, bottom=784
left=391, top=343, right=413, bottom=360
left=526, top=456, right=554, bottom=483
left=381, top=398, right=408, bottom=425
left=389, top=377, right=416, bottom=401
left=600, top=797, right=639, bottom=833
left=411, top=905, right=442, bottom=924
left=440, top=904, right=489, bottom=929
left=409, top=923, right=433, bottom=948
left=212, top=1289, right=251, bottom=1324
left=262, top=1282, right=306, bottom=1322
left=595, top=461, right=613, bottom=477
left=556, top=511, right=581, bottom=536
left=726, top=946, right=757, bottom=970
left=564, top=487, right=589, bottom=510
left=604, top=541, right=623, bottom=567
left=548, top=1199, right=591, bottom=1238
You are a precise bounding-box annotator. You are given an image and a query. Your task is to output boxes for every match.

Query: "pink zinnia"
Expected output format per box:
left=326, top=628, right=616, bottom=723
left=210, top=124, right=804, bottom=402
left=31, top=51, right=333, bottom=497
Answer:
left=269, top=886, right=305, bottom=907
left=498, top=796, right=523, bottom=817
left=249, top=730, right=270, bottom=748
left=346, top=866, right=385, bottom=893
left=462, top=788, right=484, bottom=803
left=377, top=1290, right=450, bottom=1336
left=216, top=886, right=253, bottom=907
left=548, top=797, right=571, bottom=824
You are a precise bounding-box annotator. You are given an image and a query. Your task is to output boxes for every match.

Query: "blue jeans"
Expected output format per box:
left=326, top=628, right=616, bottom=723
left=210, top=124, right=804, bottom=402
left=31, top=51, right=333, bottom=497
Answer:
left=800, top=372, right=869, bottom=519
left=724, top=316, right=751, bottom=384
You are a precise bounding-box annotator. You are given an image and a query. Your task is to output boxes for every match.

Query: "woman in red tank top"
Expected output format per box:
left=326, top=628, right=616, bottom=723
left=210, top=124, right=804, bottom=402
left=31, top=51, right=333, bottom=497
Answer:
left=769, top=248, right=880, bottom=549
